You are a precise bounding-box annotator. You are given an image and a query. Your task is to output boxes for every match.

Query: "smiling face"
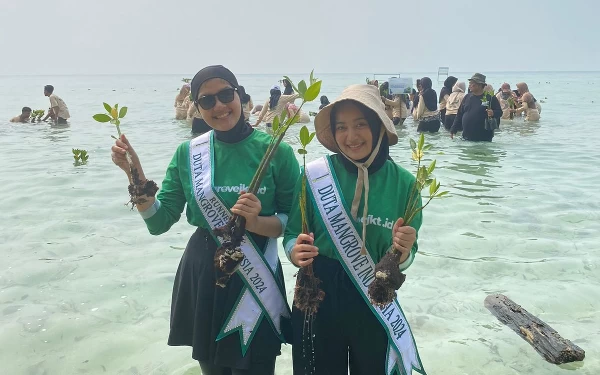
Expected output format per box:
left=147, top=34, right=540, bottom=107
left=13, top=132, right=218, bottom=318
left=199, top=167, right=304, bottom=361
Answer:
left=196, top=78, right=241, bottom=132
left=333, top=101, right=374, bottom=161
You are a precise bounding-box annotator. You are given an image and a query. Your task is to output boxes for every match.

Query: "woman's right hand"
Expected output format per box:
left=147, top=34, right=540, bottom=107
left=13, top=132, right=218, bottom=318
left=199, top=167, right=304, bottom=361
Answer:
left=291, top=233, right=319, bottom=267
left=111, top=134, right=142, bottom=177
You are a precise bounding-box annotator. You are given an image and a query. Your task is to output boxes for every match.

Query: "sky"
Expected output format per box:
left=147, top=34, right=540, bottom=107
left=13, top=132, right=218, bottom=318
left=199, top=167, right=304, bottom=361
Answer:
left=0, top=0, right=599, bottom=75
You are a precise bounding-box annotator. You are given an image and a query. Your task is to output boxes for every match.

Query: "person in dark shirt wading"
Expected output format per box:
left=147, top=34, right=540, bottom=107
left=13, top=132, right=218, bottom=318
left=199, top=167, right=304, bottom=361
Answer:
left=450, top=73, right=502, bottom=142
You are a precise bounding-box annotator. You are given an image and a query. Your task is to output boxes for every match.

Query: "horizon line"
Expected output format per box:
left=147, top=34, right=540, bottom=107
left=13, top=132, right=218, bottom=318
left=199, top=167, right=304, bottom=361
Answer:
left=1, top=70, right=599, bottom=77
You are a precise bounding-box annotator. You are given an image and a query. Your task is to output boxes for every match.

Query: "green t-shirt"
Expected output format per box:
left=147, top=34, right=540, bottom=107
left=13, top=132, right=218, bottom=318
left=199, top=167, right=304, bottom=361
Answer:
left=284, top=154, right=422, bottom=268
left=144, top=131, right=300, bottom=235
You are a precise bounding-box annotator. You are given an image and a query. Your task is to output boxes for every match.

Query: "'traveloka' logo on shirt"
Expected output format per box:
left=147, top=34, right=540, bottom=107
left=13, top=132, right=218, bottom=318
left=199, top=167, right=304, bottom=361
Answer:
left=214, top=184, right=267, bottom=195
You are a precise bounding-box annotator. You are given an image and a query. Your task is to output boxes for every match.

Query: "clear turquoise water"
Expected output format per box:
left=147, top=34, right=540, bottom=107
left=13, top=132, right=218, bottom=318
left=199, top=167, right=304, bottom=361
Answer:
left=1, top=72, right=599, bottom=375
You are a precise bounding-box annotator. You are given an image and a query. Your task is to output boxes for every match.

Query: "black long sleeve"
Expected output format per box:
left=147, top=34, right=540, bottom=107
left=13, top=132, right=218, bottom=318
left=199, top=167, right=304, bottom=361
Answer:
left=450, top=101, right=464, bottom=134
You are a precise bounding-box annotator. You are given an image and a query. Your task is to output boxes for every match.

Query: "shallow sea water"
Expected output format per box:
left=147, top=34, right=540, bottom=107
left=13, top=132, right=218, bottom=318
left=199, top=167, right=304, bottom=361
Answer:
left=1, top=72, right=599, bottom=375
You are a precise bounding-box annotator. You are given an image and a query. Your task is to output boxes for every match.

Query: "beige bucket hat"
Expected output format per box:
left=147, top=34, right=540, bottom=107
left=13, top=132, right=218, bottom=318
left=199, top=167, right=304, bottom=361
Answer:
left=313, top=84, right=399, bottom=254
left=314, top=84, right=398, bottom=153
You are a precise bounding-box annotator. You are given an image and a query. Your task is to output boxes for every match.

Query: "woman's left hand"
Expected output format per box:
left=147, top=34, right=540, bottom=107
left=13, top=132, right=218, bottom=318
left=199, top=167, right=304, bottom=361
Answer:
left=232, top=192, right=262, bottom=232
left=392, top=218, right=416, bottom=263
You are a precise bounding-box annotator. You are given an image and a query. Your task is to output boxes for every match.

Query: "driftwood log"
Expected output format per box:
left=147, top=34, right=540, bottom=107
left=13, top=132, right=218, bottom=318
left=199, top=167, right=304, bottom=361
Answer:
left=484, top=294, right=585, bottom=364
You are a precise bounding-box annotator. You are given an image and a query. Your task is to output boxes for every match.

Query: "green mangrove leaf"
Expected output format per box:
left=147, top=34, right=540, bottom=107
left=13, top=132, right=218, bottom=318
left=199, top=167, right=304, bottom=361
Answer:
left=310, top=70, right=314, bottom=85
left=423, top=144, right=433, bottom=151
left=300, top=126, right=309, bottom=147
left=93, top=114, right=112, bottom=123
left=427, top=160, right=436, bottom=174
left=103, top=102, right=112, bottom=113
left=409, top=138, right=417, bottom=151
left=298, top=149, right=307, bottom=155
left=304, top=81, right=322, bottom=102
left=298, top=80, right=307, bottom=98
left=279, top=108, right=288, bottom=125
left=436, top=191, right=449, bottom=198
left=308, top=132, right=316, bottom=144
left=429, top=180, right=436, bottom=196
left=110, top=107, right=118, bottom=119
left=272, top=116, right=280, bottom=132
left=289, top=114, right=300, bottom=126
left=418, top=133, right=425, bottom=150
left=119, top=106, right=128, bottom=118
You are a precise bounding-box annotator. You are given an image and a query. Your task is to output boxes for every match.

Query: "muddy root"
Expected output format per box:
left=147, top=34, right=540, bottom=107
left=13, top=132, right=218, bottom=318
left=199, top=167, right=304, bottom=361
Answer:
left=368, top=251, right=406, bottom=308
left=213, top=217, right=246, bottom=287
left=294, top=266, right=325, bottom=315
left=127, top=166, right=158, bottom=209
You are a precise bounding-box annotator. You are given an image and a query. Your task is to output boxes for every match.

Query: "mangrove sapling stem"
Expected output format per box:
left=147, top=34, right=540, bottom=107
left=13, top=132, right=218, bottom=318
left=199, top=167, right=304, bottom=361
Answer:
left=368, top=134, right=447, bottom=306
left=294, top=124, right=325, bottom=316
left=94, top=103, right=158, bottom=209
left=231, top=103, right=307, bottom=236
left=214, top=74, right=321, bottom=286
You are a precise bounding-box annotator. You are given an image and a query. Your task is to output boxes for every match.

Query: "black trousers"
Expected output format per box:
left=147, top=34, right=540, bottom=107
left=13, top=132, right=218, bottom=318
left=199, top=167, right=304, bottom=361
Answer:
left=292, top=256, right=390, bottom=375
left=57, top=117, right=68, bottom=124
left=417, top=118, right=441, bottom=133
left=199, top=359, right=276, bottom=375
left=444, top=114, right=456, bottom=131
left=392, top=117, right=405, bottom=126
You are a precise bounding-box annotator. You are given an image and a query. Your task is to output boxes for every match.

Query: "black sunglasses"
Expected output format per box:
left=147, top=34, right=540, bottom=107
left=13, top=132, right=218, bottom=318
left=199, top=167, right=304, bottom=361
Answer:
left=195, top=87, right=237, bottom=110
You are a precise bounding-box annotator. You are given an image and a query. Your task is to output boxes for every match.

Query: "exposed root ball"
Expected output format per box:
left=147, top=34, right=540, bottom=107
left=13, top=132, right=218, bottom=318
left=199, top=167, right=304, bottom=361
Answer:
left=368, top=251, right=406, bottom=308
left=213, top=217, right=246, bottom=287
left=294, top=267, right=325, bottom=315
left=127, top=166, right=158, bottom=209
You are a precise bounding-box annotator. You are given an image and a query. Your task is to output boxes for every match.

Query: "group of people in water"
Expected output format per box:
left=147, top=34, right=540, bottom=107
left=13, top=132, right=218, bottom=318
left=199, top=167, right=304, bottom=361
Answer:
left=10, top=85, right=70, bottom=124
left=174, top=78, right=312, bottom=134
left=117, top=65, right=426, bottom=375
left=175, top=72, right=542, bottom=144
left=367, top=73, right=542, bottom=142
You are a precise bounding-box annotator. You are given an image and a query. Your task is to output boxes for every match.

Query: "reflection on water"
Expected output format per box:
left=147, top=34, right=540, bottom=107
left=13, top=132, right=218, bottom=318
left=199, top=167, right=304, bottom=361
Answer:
left=43, top=123, right=71, bottom=143
left=500, top=120, right=541, bottom=137
left=447, top=142, right=505, bottom=178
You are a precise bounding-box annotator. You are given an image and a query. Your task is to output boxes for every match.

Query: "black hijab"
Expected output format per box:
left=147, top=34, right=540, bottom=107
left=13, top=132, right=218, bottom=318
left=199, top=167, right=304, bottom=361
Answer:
left=319, top=95, right=330, bottom=110
left=269, top=88, right=282, bottom=109
left=190, top=65, right=253, bottom=143
left=329, top=101, right=390, bottom=175
left=439, top=76, right=458, bottom=103
left=420, top=77, right=437, bottom=111
left=283, top=79, right=294, bottom=95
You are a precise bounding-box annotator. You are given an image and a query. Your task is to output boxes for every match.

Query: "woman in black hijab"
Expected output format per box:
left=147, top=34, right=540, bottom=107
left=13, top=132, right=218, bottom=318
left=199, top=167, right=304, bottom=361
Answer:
left=282, top=78, right=294, bottom=95
left=319, top=95, right=330, bottom=110
left=415, top=77, right=441, bottom=132
left=110, top=65, right=298, bottom=375
left=439, top=76, right=458, bottom=123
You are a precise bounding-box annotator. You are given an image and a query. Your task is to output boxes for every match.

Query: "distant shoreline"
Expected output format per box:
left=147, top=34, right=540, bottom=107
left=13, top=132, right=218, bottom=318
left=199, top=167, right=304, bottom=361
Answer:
left=1, top=70, right=600, bottom=77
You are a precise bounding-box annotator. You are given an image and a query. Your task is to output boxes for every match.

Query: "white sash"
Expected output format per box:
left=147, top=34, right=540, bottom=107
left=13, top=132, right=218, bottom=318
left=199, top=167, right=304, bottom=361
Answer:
left=189, top=131, right=290, bottom=355
left=306, top=156, right=426, bottom=375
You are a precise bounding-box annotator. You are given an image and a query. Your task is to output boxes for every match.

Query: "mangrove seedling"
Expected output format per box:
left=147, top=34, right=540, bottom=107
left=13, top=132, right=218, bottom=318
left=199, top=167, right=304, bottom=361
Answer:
left=72, top=149, right=89, bottom=166
left=30, top=110, right=45, bottom=122
left=293, top=125, right=325, bottom=316
left=507, top=97, right=516, bottom=119
left=368, top=133, right=448, bottom=307
left=93, top=103, right=158, bottom=209
left=293, top=124, right=323, bottom=375
left=213, top=71, right=322, bottom=287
